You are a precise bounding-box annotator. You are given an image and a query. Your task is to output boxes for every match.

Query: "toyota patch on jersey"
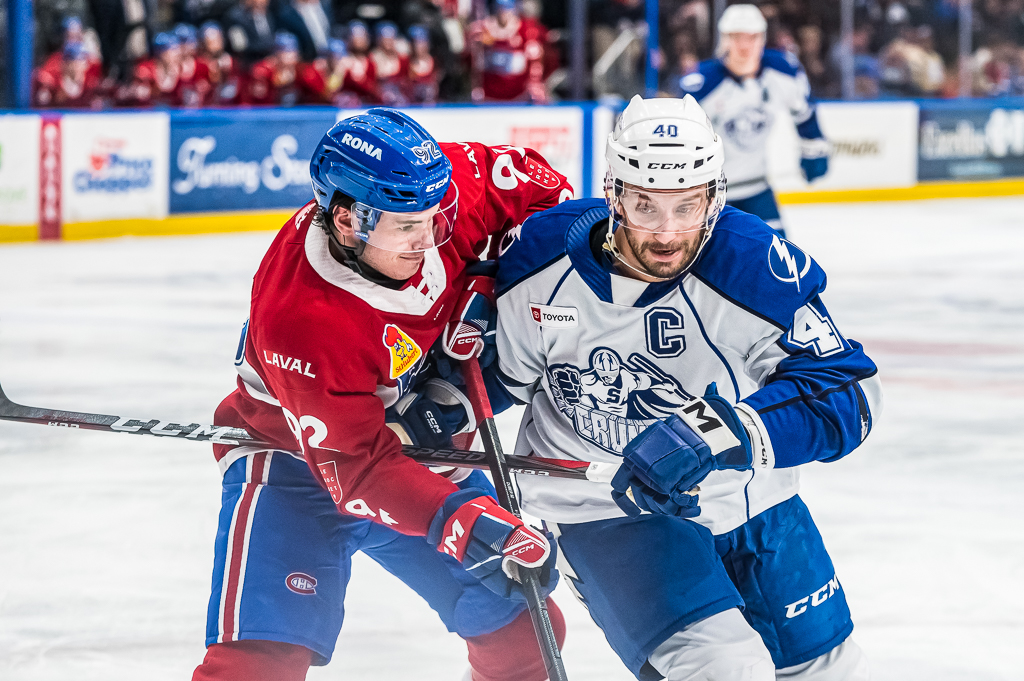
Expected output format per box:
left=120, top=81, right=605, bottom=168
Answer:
left=383, top=323, right=422, bottom=379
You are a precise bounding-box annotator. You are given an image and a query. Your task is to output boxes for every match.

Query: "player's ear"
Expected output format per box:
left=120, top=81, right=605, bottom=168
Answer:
left=332, top=204, right=355, bottom=239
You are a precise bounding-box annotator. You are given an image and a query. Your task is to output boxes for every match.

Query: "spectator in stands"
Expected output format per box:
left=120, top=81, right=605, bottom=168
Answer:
left=470, top=0, right=548, bottom=103
left=175, top=0, right=237, bottom=27
left=90, top=0, right=150, bottom=80
left=406, top=24, right=440, bottom=104
left=119, top=32, right=183, bottom=107
left=33, top=41, right=105, bottom=108
left=277, top=0, right=334, bottom=62
left=245, top=31, right=324, bottom=105
left=971, top=34, right=1017, bottom=96
left=371, top=21, right=410, bottom=105
left=341, top=20, right=381, bottom=103
left=797, top=24, right=831, bottom=96
left=198, top=21, right=242, bottom=104
left=174, top=23, right=212, bottom=106
left=224, top=0, right=278, bottom=64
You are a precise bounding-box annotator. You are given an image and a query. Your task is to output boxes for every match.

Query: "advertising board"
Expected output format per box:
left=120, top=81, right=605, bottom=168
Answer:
left=918, top=101, right=1024, bottom=181
left=767, top=101, right=918, bottom=193
left=170, top=109, right=337, bottom=213
left=61, top=112, right=170, bottom=223
left=0, top=114, right=41, bottom=229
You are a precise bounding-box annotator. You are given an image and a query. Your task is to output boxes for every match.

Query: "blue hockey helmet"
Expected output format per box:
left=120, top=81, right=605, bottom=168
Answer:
left=174, top=23, right=198, bottom=46
left=153, top=32, right=180, bottom=55
left=408, top=25, right=430, bottom=44
left=310, top=108, right=455, bottom=252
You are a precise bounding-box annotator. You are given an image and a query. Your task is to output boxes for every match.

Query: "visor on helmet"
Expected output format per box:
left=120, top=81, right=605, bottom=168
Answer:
left=608, top=181, right=715, bottom=235
left=350, top=184, right=458, bottom=253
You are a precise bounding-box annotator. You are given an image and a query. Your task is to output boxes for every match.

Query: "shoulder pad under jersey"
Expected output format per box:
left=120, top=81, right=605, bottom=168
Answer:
left=692, top=205, right=827, bottom=328
left=760, top=48, right=803, bottom=78
left=680, top=58, right=728, bottom=100
left=496, top=198, right=602, bottom=296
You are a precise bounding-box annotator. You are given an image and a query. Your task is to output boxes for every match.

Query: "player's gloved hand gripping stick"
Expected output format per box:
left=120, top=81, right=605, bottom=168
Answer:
left=457, top=355, right=569, bottom=681
left=611, top=383, right=755, bottom=518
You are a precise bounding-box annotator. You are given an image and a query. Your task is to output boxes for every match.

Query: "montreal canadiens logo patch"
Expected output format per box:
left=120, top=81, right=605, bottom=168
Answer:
left=382, top=323, right=422, bottom=379
left=768, top=235, right=812, bottom=293
left=530, top=303, right=578, bottom=328
left=286, top=572, right=317, bottom=595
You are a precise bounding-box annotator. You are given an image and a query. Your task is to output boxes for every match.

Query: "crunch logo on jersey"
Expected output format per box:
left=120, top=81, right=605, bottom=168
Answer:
left=383, top=324, right=422, bottom=379
left=547, top=348, right=694, bottom=454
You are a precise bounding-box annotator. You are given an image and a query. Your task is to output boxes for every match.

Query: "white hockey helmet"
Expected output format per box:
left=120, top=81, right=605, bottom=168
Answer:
left=718, top=4, right=767, bottom=35
left=604, top=94, right=727, bottom=279
left=606, top=94, right=724, bottom=191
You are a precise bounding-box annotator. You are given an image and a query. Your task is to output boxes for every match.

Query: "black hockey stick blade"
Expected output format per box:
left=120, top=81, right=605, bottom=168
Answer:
left=462, top=357, right=569, bottom=681
left=0, top=377, right=612, bottom=482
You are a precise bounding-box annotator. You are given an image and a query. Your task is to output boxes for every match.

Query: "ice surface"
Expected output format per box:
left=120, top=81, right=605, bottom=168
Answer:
left=1, top=197, right=1023, bottom=680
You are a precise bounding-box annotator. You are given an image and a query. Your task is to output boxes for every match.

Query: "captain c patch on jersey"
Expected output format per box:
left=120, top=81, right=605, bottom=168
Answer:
left=546, top=348, right=694, bottom=455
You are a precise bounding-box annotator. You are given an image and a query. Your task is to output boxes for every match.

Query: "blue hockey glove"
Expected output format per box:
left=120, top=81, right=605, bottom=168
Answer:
left=437, top=261, right=497, bottom=375
left=385, top=379, right=477, bottom=449
left=800, top=155, right=829, bottom=182
left=611, top=384, right=753, bottom=518
left=428, top=488, right=558, bottom=603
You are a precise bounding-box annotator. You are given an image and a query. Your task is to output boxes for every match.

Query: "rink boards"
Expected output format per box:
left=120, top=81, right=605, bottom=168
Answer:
left=3, top=98, right=1024, bottom=241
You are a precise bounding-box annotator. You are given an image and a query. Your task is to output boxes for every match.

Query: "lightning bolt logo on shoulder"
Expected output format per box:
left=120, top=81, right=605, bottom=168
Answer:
left=768, top=235, right=812, bottom=292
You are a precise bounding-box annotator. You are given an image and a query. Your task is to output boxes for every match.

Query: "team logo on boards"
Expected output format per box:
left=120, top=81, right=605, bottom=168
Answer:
left=383, top=324, right=422, bottom=379
left=547, top=348, right=693, bottom=455
left=768, top=235, right=812, bottom=293
left=530, top=304, right=578, bottom=328
left=286, top=572, right=318, bottom=595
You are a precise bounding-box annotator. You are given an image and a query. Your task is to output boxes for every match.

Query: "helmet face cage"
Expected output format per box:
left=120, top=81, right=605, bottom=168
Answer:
left=604, top=169, right=727, bottom=278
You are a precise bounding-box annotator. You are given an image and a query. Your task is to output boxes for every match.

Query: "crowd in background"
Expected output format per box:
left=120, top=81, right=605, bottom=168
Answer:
left=19, top=0, right=1024, bottom=109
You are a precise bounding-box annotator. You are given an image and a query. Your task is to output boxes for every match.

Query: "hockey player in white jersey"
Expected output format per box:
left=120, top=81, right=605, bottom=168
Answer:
left=680, top=4, right=829, bottom=237
left=494, top=95, right=880, bottom=679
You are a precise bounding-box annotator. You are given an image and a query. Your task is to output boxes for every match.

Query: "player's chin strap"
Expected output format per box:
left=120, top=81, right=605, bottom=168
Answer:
left=603, top=175, right=727, bottom=282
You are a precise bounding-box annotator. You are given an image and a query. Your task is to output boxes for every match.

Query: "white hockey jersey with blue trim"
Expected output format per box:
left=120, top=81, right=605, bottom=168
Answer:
left=495, top=199, right=881, bottom=534
left=680, top=50, right=827, bottom=201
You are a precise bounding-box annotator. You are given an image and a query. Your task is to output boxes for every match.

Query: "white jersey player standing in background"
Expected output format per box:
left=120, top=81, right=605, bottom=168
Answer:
left=681, top=4, right=829, bottom=237
left=493, top=95, right=880, bottom=679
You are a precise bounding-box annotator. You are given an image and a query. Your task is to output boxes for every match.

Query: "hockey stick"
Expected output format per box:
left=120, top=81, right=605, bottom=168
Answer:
left=461, top=357, right=570, bottom=681
left=0, top=377, right=618, bottom=483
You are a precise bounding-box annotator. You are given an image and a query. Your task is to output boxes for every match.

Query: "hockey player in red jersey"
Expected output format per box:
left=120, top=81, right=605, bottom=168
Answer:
left=173, top=23, right=211, bottom=107
left=198, top=22, right=242, bottom=105
left=471, top=0, right=548, bottom=102
left=369, top=21, right=409, bottom=105
left=245, top=31, right=324, bottom=106
left=341, top=20, right=380, bottom=104
left=406, top=24, right=440, bottom=104
left=191, top=109, right=575, bottom=681
left=119, top=32, right=183, bottom=107
left=33, top=42, right=104, bottom=108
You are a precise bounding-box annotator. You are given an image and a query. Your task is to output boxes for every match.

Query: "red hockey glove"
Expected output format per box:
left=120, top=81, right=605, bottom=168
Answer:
left=428, top=489, right=557, bottom=602
left=440, top=262, right=497, bottom=366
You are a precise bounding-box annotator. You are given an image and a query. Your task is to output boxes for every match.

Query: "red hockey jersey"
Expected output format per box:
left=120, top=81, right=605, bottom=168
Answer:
left=215, top=143, right=572, bottom=537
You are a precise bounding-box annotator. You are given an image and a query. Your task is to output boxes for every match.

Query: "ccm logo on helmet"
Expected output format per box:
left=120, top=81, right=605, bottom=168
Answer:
left=648, top=163, right=687, bottom=170
left=425, top=177, right=449, bottom=193
left=285, top=572, right=318, bottom=595
left=339, top=132, right=384, bottom=161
